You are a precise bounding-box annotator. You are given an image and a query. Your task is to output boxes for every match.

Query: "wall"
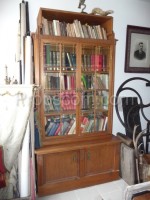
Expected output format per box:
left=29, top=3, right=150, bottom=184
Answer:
left=0, top=0, right=150, bottom=135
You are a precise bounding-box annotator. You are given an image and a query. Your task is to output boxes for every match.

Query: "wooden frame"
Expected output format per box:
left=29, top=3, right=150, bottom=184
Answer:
left=125, top=25, right=150, bottom=73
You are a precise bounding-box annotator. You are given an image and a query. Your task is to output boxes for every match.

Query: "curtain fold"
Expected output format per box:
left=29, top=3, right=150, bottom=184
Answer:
left=0, top=85, right=35, bottom=199
left=0, top=85, right=34, bottom=171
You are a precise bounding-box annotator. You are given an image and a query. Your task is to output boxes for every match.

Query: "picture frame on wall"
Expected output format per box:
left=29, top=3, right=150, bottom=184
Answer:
left=124, top=25, right=150, bottom=73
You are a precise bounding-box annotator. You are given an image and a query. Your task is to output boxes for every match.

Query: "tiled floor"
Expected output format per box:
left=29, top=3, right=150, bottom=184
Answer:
left=37, top=179, right=128, bottom=200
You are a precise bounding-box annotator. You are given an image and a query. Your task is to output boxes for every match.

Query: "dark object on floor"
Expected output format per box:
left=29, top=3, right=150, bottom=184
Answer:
left=115, top=77, right=150, bottom=153
left=132, top=191, right=150, bottom=200
left=117, top=132, right=133, bottom=147
left=0, top=145, right=6, bottom=188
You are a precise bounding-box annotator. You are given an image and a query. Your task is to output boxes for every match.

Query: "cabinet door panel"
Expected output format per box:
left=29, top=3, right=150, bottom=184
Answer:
left=85, top=144, right=116, bottom=175
left=43, top=150, right=80, bottom=183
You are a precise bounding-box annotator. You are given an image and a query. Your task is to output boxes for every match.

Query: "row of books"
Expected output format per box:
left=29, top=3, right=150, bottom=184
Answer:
left=44, top=73, right=76, bottom=90
left=42, top=17, right=107, bottom=40
left=81, top=74, right=92, bottom=89
left=81, top=115, right=108, bottom=132
left=95, top=74, right=109, bottom=90
left=44, top=73, right=60, bottom=89
left=81, top=92, right=93, bottom=110
left=44, top=44, right=76, bottom=70
left=44, top=91, right=76, bottom=113
left=44, top=72, right=108, bottom=90
left=81, top=74, right=109, bottom=90
left=44, top=45, right=107, bottom=72
left=61, top=91, right=76, bottom=111
left=95, top=91, right=109, bottom=110
left=44, top=92, right=108, bottom=113
left=44, top=44, right=60, bottom=69
left=81, top=91, right=108, bottom=111
left=44, top=94, right=60, bottom=112
left=45, top=116, right=76, bottom=136
left=45, top=114, right=108, bottom=136
left=82, top=54, right=107, bottom=72
left=60, top=74, right=76, bottom=90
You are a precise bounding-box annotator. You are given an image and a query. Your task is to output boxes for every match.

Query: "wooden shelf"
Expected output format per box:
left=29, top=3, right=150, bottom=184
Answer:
left=33, top=8, right=120, bottom=197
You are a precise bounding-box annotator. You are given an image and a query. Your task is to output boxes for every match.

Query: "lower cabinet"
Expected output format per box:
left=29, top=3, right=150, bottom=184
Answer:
left=35, top=138, right=120, bottom=197
left=44, top=150, right=80, bottom=183
left=85, top=143, right=118, bottom=176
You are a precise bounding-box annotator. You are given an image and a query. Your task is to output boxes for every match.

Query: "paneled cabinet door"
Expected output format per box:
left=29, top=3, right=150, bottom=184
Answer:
left=39, top=150, right=80, bottom=185
left=85, top=143, right=119, bottom=176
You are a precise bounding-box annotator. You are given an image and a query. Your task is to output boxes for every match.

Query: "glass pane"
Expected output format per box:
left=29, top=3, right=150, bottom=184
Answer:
left=81, top=45, right=110, bottom=72
left=61, top=114, right=76, bottom=135
left=45, top=116, right=61, bottom=136
left=95, top=91, right=108, bottom=111
left=81, top=74, right=93, bottom=90
left=80, top=45, right=110, bottom=134
left=61, top=90, right=76, bottom=111
left=81, top=91, right=94, bottom=111
left=80, top=113, right=94, bottom=133
left=45, top=114, right=76, bottom=137
left=43, top=43, right=60, bottom=71
left=44, top=93, right=60, bottom=113
left=44, top=72, right=60, bottom=90
left=61, top=45, right=76, bottom=71
left=95, top=113, right=108, bottom=131
left=60, top=73, right=76, bottom=90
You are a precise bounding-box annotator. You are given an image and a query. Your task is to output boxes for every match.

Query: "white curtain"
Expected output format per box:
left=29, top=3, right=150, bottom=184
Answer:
left=0, top=85, right=35, bottom=199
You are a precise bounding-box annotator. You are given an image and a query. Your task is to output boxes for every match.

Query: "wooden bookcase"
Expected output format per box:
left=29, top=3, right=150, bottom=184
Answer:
left=33, top=8, right=120, bottom=197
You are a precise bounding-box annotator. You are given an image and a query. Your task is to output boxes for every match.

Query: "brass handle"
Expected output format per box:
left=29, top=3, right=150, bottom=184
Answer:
left=72, top=153, right=77, bottom=162
left=87, top=151, right=90, bottom=160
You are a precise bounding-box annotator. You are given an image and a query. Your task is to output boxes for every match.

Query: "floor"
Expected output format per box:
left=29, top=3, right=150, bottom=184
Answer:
left=37, top=179, right=128, bottom=200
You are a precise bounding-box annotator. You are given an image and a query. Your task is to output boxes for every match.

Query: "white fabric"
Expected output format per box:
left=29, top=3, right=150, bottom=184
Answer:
left=0, top=85, right=34, bottom=172
left=18, top=122, right=30, bottom=197
left=25, top=36, right=33, bottom=84
left=124, top=181, right=150, bottom=200
left=0, top=164, right=18, bottom=200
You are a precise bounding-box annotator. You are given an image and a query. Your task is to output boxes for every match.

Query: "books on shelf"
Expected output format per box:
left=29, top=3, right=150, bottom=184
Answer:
left=95, top=91, right=109, bottom=110
left=44, top=94, right=60, bottom=113
left=95, top=74, right=109, bottom=90
left=45, top=118, right=55, bottom=135
left=41, top=17, right=108, bottom=40
left=43, top=44, right=76, bottom=71
left=43, top=44, right=60, bottom=70
left=60, top=74, right=76, bottom=90
left=61, top=90, right=76, bottom=111
left=44, top=73, right=60, bottom=89
left=44, top=94, right=54, bottom=112
left=42, top=28, right=110, bottom=138
left=81, top=74, right=92, bottom=89
left=45, top=115, right=76, bottom=136
left=48, top=121, right=60, bottom=136
left=80, top=114, right=108, bottom=133
left=64, top=52, right=76, bottom=70
left=42, top=17, right=49, bottom=35
left=43, top=44, right=109, bottom=73
left=82, top=53, right=107, bottom=71
left=81, top=92, right=94, bottom=110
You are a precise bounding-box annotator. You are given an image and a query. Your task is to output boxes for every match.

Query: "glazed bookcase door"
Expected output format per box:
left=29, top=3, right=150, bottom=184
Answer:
left=79, top=44, right=111, bottom=135
left=38, top=39, right=114, bottom=145
left=40, top=40, right=78, bottom=142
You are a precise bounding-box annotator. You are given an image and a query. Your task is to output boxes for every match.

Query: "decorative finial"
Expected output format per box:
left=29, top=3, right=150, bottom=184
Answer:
left=4, top=65, right=11, bottom=84
left=78, top=0, right=87, bottom=13
left=4, top=65, right=18, bottom=84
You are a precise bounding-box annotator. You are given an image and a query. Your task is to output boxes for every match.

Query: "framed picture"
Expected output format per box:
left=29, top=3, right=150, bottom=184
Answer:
left=124, top=25, right=150, bottom=73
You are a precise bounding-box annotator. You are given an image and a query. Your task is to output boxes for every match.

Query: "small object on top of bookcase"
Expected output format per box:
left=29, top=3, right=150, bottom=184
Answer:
left=33, top=8, right=120, bottom=197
